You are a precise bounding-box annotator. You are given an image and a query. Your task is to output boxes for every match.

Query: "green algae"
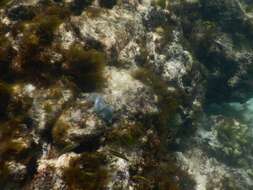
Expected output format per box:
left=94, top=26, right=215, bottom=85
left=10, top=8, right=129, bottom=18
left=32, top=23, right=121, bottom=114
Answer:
left=0, top=119, right=31, bottom=158
left=0, top=116, right=38, bottom=188
left=133, top=67, right=187, bottom=159
left=63, top=152, right=108, bottom=190
left=35, top=15, right=62, bottom=45
left=215, top=118, right=253, bottom=165
left=85, top=7, right=106, bottom=18
left=0, top=1, right=107, bottom=90
left=52, top=120, right=71, bottom=147
left=133, top=68, right=183, bottom=128
left=63, top=43, right=106, bottom=91
left=7, top=4, right=67, bottom=79
left=106, top=122, right=144, bottom=148
left=0, top=0, right=12, bottom=8
left=131, top=157, right=196, bottom=190
left=155, top=0, right=167, bottom=9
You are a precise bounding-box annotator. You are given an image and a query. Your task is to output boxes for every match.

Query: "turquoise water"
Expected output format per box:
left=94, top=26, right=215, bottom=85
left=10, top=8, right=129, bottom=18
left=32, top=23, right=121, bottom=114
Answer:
left=208, top=97, right=253, bottom=127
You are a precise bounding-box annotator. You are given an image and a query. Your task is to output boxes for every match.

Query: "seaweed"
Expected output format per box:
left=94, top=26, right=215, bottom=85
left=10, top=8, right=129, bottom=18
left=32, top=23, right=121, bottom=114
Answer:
left=0, top=0, right=12, bottom=8
left=52, top=120, right=71, bottom=147
left=130, top=156, right=196, bottom=190
left=106, top=122, right=144, bottom=148
left=155, top=0, right=167, bottom=9
left=132, top=67, right=187, bottom=159
left=63, top=152, right=108, bottom=190
left=33, top=4, right=70, bottom=44
left=0, top=120, right=33, bottom=171
left=133, top=68, right=182, bottom=125
left=62, top=43, right=106, bottom=91
left=9, top=3, right=68, bottom=80
left=85, top=7, right=105, bottom=18
left=34, top=15, right=62, bottom=45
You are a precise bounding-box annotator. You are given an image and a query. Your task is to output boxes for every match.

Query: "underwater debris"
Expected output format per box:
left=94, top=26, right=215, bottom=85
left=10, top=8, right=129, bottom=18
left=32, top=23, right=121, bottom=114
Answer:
left=89, top=94, right=114, bottom=123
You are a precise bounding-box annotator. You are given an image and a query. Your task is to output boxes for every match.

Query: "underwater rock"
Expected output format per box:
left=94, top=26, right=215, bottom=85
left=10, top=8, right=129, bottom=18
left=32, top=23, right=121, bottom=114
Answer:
left=0, top=0, right=253, bottom=189
left=178, top=112, right=253, bottom=190
left=4, top=161, right=27, bottom=182
left=0, top=161, right=28, bottom=189
left=214, top=118, right=252, bottom=164
left=28, top=82, right=75, bottom=134
left=70, top=4, right=145, bottom=58
left=103, top=67, right=159, bottom=117
left=149, top=40, right=194, bottom=84
left=52, top=95, right=107, bottom=149
left=142, top=7, right=171, bottom=31
left=29, top=153, right=76, bottom=190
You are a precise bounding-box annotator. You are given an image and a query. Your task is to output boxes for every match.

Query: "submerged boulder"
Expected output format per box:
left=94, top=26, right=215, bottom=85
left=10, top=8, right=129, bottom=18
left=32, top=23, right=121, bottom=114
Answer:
left=52, top=95, right=107, bottom=149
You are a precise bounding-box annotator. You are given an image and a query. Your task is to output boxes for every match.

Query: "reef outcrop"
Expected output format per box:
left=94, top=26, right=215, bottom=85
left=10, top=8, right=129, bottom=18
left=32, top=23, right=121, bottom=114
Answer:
left=0, top=0, right=253, bottom=189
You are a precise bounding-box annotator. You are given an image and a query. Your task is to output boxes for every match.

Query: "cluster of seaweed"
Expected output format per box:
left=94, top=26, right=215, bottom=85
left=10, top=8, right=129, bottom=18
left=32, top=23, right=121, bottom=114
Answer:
left=0, top=1, right=109, bottom=188
left=63, top=152, right=108, bottom=190
left=0, top=117, right=38, bottom=188
left=0, top=0, right=199, bottom=189
left=129, top=64, right=196, bottom=189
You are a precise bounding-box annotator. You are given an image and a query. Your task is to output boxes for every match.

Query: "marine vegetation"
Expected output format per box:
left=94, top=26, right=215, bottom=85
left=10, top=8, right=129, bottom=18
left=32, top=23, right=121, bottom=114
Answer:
left=0, top=0, right=252, bottom=189
left=62, top=43, right=106, bottom=91
left=62, top=152, right=108, bottom=190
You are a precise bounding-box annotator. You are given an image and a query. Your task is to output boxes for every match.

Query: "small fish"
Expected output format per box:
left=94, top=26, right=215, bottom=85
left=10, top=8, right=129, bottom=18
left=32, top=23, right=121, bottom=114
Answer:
left=60, top=143, right=79, bottom=154
left=132, top=176, right=150, bottom=184
left=108, top=149, right=129, bottom=161
left=82, top=172, right=96, bottom=177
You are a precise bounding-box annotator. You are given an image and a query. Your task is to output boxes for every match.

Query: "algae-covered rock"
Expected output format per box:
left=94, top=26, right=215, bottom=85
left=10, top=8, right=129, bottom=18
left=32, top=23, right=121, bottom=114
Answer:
left=29, top=81, right=75, bottom=135
left=52, top=95, right=107, bottom=149
left=62, top=152, right=108, bottom=190
left=214, top=118, right=253, bottom=165
left=103, top=67, right=159, bottom=117
left=0, top=0, right=253, bottom=189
